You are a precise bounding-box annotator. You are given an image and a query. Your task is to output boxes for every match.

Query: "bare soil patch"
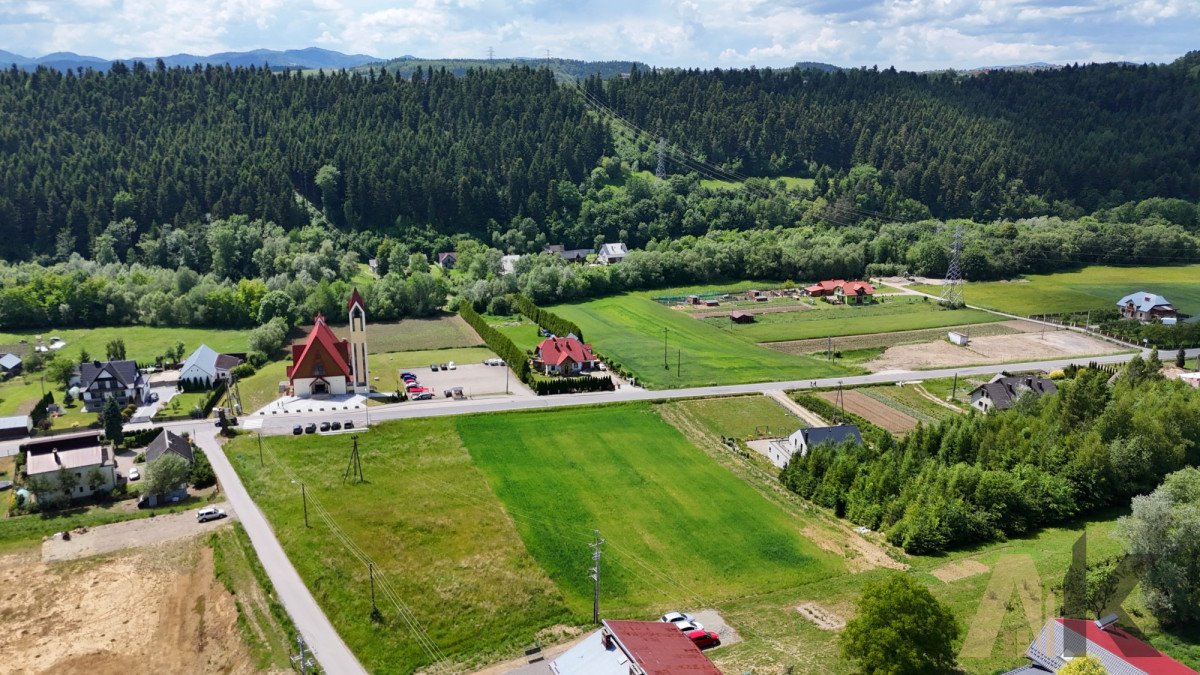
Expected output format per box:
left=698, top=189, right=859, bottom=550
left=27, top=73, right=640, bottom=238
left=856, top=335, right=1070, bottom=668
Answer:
left=763, top=321, right=1023, bottom=355
left=796, top=602, right=846, bottom=631
left=802, top=524, right=908, bottom=573
left=690, top=303, right=815, bottom=319
left=865, top=328, right=1125, bottom=372
left=0, top=539, right=258, bottom=675
left=931, top=558, right=990, bottom=583
left=818, top=390, right=918, bottom=434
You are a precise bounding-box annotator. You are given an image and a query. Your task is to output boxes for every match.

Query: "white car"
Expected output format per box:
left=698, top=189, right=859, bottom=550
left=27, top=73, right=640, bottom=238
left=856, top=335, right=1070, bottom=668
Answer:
left=661, top=611, right=694, bottom=625
left=128, top=467, right=140, bottom=481
left=484, top=358, right=506, bottom=366
left=447, top=361, right=457, bottom=370
left=197, top=507, right=227, bottom=523
left=673, top=620, right=704, bottom=632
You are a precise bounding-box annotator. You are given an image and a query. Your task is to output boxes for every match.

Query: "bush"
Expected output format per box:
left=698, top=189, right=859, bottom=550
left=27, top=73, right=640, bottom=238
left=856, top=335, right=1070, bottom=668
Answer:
left=190, top=450, right=216, bottom=488
left=532, top=376, right=615, bottom=395
left=247, top=351, right=269, bottom=368
left=248, top=317, right=290, bottom=357
left=134, top=452, right=146, bottom=464
left=486, top=294, right=512, bottom=316
left=231, top=362, right=257, bottom=379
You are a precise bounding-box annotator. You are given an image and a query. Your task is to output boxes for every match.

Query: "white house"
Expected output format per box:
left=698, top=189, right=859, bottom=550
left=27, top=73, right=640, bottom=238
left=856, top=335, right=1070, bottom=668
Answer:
left=596, top=243, right=628, bottom=265
left=179, top=344, right=243, bottom=388
left=23, top=434, right=116, bottom=503
left=768, top=425, right=862, bottom=467
left=71, top=360, right=148, bottom=413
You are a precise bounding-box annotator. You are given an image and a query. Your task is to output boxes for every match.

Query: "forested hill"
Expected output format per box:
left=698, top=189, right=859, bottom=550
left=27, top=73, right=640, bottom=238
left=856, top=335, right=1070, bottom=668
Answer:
left=0, top=65, right=608, bottom=259
left=588, top=59, right=1200, bottom=218
left=365, top=57, right=646, bottom=81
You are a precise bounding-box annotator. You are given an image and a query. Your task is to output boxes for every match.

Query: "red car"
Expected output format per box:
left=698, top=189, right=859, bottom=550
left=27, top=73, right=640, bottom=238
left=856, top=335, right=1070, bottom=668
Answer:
left=685, top=629, right=720, bottom=649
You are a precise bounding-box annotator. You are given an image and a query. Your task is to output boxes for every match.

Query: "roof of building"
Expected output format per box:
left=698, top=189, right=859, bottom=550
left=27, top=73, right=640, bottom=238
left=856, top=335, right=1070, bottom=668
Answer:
left=535, top=336, right=596, bottom=366
left=599, top=243, right=628, bottom=257
left=1118, top=292, right=1175, bottom=313
left=729, top=311, right=754, bottom=320
left=0, top=353, right=22, bottom=370
left=215, top=353, right=243, bottom=371
left=500, top=254, right=520, bottom=275
left=181, top=344, right=220, bottom=375
left=800, top=425, right=863, bottom=448
left=26, top=444, right=110, bottom=476
left=840, top=280, right=876, bottom=295
left=605, top=620, right=721, bottom=675
left=75, top=359, right=142, bottom=390
left=972, top=375, right=1057, bottom=410
left=144, top=429, right=194, bottom=465
left=287, top=314, right=353, bottom=383
left=0, top=415, right=30, bottom=430
left=1024, top=618, right=1196, bottom=675
left=347, top=287, right=366, bottom=311
left=437, top=251, right=457, bottom=264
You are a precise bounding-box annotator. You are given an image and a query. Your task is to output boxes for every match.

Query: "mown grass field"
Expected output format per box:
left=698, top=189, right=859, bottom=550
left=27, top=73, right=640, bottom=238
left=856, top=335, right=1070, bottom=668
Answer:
left=706, top=300, right=1005, bottom=342
left=0, top=325, right=251, bottom=363
left=699, top=175, right=815, bottom=191
left=485, top=314, right=542, bottom=352
left=913, top=264, right=1200, bottom=316
left=227, top=419, right=573, bottom=674
left=669, top=395, right=804, bottom=439
left=301, top=314, right=482, bottom=354
left=551, top=293, right=855, bottom=388
left=457, top=404, right=843, bottom=615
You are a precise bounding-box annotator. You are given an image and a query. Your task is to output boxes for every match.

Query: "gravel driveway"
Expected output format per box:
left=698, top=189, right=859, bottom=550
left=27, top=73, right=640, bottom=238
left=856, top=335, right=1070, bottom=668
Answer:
left=41, top=501, right=236, bottom=562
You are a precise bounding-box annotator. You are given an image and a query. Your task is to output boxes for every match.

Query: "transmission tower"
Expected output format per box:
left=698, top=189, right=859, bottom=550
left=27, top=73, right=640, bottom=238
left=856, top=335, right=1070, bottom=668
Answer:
left=487, top=46, right=494, bottom=61
left=343, top=435, right=364, bottom=484
left=940, top=223, right=965, bottom=308
left=655, top=137, right=667, bottom=179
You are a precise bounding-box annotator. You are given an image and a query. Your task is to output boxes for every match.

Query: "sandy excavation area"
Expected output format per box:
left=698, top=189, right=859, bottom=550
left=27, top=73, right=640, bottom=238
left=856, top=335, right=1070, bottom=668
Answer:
left=0, top=539, right=258, bottom=675
left=866, top=323, right=1126, bottom=372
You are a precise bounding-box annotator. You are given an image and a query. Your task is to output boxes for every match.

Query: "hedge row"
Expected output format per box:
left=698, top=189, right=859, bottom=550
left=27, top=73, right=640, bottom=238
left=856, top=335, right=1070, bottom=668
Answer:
left=532, top=376, right=615, bottom=395
left=513, top=294, right=583, bottom=341
left=124, top=426, right=164, bottom=449
left=458, top=301, right=531, bottom=383
left=791, top=393, right=894, bottom=447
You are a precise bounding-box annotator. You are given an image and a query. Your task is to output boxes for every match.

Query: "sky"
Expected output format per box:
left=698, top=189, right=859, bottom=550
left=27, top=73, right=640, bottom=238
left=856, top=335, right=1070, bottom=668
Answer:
left=0, top=0, right=1195, bottom=70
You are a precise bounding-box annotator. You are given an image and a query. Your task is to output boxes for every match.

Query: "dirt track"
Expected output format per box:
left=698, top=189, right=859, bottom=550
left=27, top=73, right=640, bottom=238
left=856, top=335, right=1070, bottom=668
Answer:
left=0, top=539, right=259, bottom=674
left=818, top=390, right=918, bottom=434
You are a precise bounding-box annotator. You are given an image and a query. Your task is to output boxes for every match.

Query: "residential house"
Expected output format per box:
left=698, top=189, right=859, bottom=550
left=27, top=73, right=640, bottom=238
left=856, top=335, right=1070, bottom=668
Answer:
left=835, top=280, right=876, bottom=305
left=71, top=360, right=149, bottom=413
left=22, top=432, right=115, bottom=503
left=544, top=244, right=591, bottom=262
left=500, top=254, right=521, bottom=275
left=0, top=415, right=32, bottom=441
left=1117, top=292, right=1177, bottom=322
left=803, top=279, right=846, bottom=297
left=790, top=425, right=862, bottom=459
left=437, top=252, right=457, bottom=269
left=533, top=335, right=598, bottom=376
left=551, top=619, right=721, bottom=675
left=178, top=344, right=243, bottom=388
left=596, top=243, right=628, bottom=265
left=1003, top=617, right=1195, bottom=674
left=729, top=311, right=755, bottom=324
left=0, top=352, right=23, bottom=375
left=970, top=374, right=1057, bottom=413
left=140, top=429, right=193, bottom=506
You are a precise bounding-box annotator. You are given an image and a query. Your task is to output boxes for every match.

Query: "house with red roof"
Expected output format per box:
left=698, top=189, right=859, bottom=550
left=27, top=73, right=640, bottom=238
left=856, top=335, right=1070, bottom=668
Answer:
left=533, top=335, right=598, bottom=376
left=836, top=280, right=876, bottom=305
left=803, top=279, right=846, bottom=297
left=1004, top=617, right=1197, bottom=674
left=551, top=619, right=720, bottom=675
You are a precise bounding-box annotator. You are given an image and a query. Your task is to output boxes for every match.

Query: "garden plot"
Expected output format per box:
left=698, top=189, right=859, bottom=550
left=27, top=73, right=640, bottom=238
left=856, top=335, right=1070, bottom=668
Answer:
left=817, top=390, right=918, bottom=434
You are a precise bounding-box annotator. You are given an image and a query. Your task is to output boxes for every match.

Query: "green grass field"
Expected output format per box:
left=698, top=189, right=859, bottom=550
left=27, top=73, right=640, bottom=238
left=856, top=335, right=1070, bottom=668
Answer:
left=227, top=419, right=572, bottom=673
left=700, top=176, right=815, bottom=192
left=0, top=325, right=251, bottom=363
left=485, top=315, right=542, bottom=352
left=668, top=395, right=803, bottom=439
left=301, top=314, right=482, bottom=355
left=551, top=293, right=855, bottom=388
left=708, top=300, right=1005, bottom=342
left=913, top=265, right=1200, bottom=316
left=458, top=404, right=842, bottom=614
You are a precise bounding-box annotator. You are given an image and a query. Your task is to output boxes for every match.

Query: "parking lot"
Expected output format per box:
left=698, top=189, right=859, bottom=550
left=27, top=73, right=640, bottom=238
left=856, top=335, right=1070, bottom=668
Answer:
left=400, top=363, right=534, bottom=400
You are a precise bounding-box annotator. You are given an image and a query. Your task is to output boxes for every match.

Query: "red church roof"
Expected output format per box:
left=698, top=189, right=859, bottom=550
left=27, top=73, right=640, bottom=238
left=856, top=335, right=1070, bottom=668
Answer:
left=535, top=336, right=596, bottom=366
left=347, top=287, right=366, bottom=311
left=287, top=314, right=353, bottom=383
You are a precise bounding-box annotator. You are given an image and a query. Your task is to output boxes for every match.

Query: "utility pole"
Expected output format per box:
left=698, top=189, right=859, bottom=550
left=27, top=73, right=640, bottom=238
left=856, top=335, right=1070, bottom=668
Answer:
left=940, top=223, right=965, bottom=308
left=505, top=363, right=510, bottom=394
left=257, top=432, right=263, bottom=468
left=950, top=373, right=958, bottom=401
left=827, top=336, right=832, bottom=362
left=656, top=137, right=667, bottom=180
left=291, top=635, right=315, bottom=674
left=369, top=562, right=378, bottom=618
left=589, top=529, right=605, bottom=625
left=301, top=482, right=309, bottom=528
left=677, top=349, right=681, bottom=378
left=837, top=380, right=845, bottom=422
left=663, top=329, right=669, bottom=369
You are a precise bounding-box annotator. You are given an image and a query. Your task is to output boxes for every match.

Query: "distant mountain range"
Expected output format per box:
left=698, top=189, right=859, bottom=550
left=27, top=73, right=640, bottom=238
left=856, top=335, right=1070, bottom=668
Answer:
left=0, top=47, right=383, bottom=72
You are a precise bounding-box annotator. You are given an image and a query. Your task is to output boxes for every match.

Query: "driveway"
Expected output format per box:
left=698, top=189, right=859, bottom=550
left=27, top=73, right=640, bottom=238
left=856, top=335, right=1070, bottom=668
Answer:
left=41, top=501, right=236, bottom=562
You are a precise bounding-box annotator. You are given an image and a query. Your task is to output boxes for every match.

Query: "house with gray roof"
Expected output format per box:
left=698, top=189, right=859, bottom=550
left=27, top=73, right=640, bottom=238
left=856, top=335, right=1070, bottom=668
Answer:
left=767, top=425, right=863, bottom=466
left=0, top=352, right=23, bottom=375
left=1117, top=291, right=1177, bottom=322
left=70, top=359, right=148, bottom=413
left=179, top=344, right=242, bottom=388
left=144, top=429, right=194, bottom=466
left=597, top=242, right=628, bottom=265
left=971, top=374, right=1057, bottom=413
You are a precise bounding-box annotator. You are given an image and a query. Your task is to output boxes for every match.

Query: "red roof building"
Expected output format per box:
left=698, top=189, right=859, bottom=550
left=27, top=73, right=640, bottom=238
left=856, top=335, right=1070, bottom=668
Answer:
left=551, top=619, right=721, bottom=675
left=804, top=279, right=847, bottom=297
left=533, top=336, right=598, bottom=376
left=287, top=314, right=354, bottom=397
left=1005, top=617, right=1197, bottom=675
left=836, top=280, right=876, bottom=305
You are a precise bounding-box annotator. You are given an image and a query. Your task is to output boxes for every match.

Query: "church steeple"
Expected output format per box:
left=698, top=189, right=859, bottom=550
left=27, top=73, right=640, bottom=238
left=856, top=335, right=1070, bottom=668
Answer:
left=347, top=288, right=369, bottom=392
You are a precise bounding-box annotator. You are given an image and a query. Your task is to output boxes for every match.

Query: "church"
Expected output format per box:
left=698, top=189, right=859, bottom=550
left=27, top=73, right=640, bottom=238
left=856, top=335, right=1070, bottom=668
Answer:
left=287, top=289, right=370, bottom=397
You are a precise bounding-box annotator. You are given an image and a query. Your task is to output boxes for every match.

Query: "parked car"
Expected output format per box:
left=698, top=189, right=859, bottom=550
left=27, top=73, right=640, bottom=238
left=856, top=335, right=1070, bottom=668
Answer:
left=128, top=467, right=140, bottom=481
left=293, top=424, right=303, bottom=435
left=330, top=421, right=342, bottom=431
left=438, top=363, right=448, bottom=371
left=149, top=391, right=160, bottom=402
left=447, top=361, right=457, bottom=370
left=673, top=620, right=704, bottom=632
left=197, top=507, right=227, bottom=523
left=430, top=363, right=439, bottom=372
left=407, top=387, right=429, bottom=394
left=414, top=392, right=434, bottom=400
left=444, top=389, right=453, bottom=398
left=344, top=420, right=355, bottom=429
left=304, top=423, right=317, bottom=434
left=319, top=422, right=331, bottom=432
left=484, top=357, right=505, bottom=366
left=406, top=383, right=423, bottom=392
left=685, top=629, right=720, bottom=649
left=400, top=372, right=417, bottom=380
left=660, top=612, right=695, bottom=625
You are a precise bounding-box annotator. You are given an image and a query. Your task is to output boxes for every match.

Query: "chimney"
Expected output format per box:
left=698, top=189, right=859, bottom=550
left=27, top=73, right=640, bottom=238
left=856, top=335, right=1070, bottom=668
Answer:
left=93, top=360, right=101, bottom=367
left=52, top=448, right=61, bottom=465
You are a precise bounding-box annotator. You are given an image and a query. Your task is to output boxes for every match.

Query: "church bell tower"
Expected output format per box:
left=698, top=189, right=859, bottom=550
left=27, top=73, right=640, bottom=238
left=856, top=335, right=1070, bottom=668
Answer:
left=347, top=288, right=369, bottom=393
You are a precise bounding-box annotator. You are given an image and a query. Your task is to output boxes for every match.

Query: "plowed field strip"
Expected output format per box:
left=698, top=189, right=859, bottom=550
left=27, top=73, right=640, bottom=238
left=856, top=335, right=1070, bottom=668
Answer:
left=817, top=390, right=918, bottom=434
